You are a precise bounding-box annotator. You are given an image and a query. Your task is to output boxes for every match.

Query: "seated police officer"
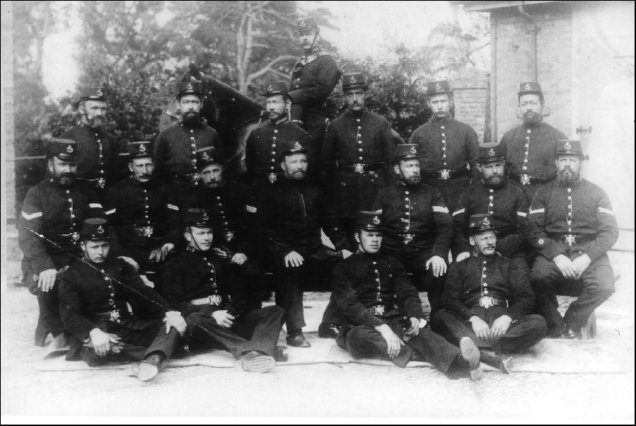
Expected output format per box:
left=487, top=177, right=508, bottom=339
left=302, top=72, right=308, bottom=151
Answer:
left=333, top=211, right=483, bottom=380
left=58, top=218, right=187, bottom=382
left=159, top=209, right=286, bottom=373
left=528, top=140, right=618, bottom=338
left=432, top=214, right=547, bottom=373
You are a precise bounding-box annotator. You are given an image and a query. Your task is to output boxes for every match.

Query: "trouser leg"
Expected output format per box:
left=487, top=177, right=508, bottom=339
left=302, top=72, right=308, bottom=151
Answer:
left=430, top=309, right=491, bottom=349
left=405, top=321, right=462, bottom=374
left=402, top=250, right=443, bottom=315
left=338, top=324, right=413, bottom=368
left=493, top=314, right=547, bottom=353
left=274, top=264, right=306, bottom=332
left=320, top=293, right=345, bottom=326
left=185, top=309, right=248, bottom=358
left=36, top=286, right=63, bottom=336
left=530, top=255, right=566, bottom=336
left=231, top=306, right=285, bottom=357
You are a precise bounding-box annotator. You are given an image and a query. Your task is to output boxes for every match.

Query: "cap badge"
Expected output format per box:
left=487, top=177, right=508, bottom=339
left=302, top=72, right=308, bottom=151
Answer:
left=372, top=216, right=380, bottom=225
left=96, top=88, right=104, bottom=97
left=409, top=146, right=416, bottom=154
left=349, top=75, right=357, bottom=84
left=202, top=212, right=209, bottom=222
left=524, top=83, right=532, bottom=91
left=482, top=216, right=491, bottom=227
left=96, top=225, right=105, bottom=234
left=186, top=82, right=194, bottom=91
left=538, top=238, right=544, bottom=245
left=66, top=145, right=74, bottom=153
left=564, top=141, right=572, bottom=151
left=488, top=148, right=495, bottom=157
left=293, top=141, right=302, bottom=151
left=299, top=20, right=306, bottom=28
left=202, top=151, right=210, bottom=160
left=139, top=144, right=146, bottom=153
left=267, top=84, right=274, bottom=92
left=435, top=82, right=443, bottom=91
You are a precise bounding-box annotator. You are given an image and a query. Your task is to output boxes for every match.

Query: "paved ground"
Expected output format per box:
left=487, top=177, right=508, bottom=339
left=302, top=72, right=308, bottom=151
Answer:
left=1, top=252, right=634, bottom=422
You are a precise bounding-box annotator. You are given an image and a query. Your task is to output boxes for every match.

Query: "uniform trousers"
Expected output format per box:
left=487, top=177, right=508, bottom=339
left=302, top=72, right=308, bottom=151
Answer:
left=530, top=253, right=614, bottom=336
left=431, top=308, right=547, bottom=353
left=30, top=277, right=64, bottom=339
left=423, top=175, right=470, bottom=212
left=185, top=305, right=284, bottom=358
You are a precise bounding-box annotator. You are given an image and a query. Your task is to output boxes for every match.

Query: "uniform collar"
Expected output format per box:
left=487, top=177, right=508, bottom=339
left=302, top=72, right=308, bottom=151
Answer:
left=431, top=115, right=451, bottom=124
left=271, top=116, right=289, bottom=126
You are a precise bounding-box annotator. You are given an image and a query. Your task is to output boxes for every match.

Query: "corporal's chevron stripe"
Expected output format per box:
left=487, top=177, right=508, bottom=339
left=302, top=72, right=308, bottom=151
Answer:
left=433, top=206, right=449, bottom=214
left=21, top=211, right=43, bottom=221
left=529, top=208, right=545, bottom=215
left=452, top=208, right=465, bottom=217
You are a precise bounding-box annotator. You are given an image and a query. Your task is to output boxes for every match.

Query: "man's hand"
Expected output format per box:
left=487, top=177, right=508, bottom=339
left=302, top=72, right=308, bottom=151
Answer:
left=425, top=256, right=447, bottom=277
left=284, top=251, right=304, bottom=268
left=230, top=253, right=248, bottom=266
left=164, top=311, right=187, bottom=335
left=490, top=315, right=512, bottom=339
left=404, top=317, right=420, bottom=338
left=571, top=253, right=592, bottom=279
left=139, top=274, right=155, bottom=288
left=375, top=324, right=404, bottom=358
left=89, top=328, right=120, bottom=357
left=211, top=310, right=235, bottom=328
left=118, top=256, right=139, bottom=272
left=553, top=254, right=577, bottom=279
left=149, top=243, right=175, bottom=262
left=470, top=316, right=491, bottom=341
left=341, top=249, right=353, bottom=260
left=455, top=252, right=470, bottom=262
left=37, top=269, right=58, bottom=292
left=212, top=247, right=231, bottom=259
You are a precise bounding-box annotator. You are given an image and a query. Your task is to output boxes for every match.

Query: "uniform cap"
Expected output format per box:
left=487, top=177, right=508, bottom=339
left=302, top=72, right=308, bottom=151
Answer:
left=426, top=80, right=452, bottom=96
left=183, top=208, right=212, bottom=228
left=392, top=144, right=420, bottom=162
left=297, top=18, right=318, bottom=31
left=79, top=87, right=106, bottom=102
left=556, top=139, right=585, bottom=158
left=518, top=82, right=543, bottom=98
left=468, top=214, right=497, bottom=235
left=261, top=82, right=289, bottom=98
left=355, top=210, right=384, bottom=231
left=196, top=146, right=224, bottom=168
left=177, top=80, right=203, bottom=97
left=477, top=144, right=505, bottom=164
left=127, top=141, right=153, bottom=159
left=46, top=138, right=77, bottom=161
left=279, top=138, right=309, bottom=160
left=80, top=218, right=111, bottom=241
left=342, top=72, right=368, bottom=92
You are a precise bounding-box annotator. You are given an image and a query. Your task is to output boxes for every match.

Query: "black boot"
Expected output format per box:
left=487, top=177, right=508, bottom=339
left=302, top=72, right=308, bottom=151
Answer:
left=479, top=349, right=512, bottom=373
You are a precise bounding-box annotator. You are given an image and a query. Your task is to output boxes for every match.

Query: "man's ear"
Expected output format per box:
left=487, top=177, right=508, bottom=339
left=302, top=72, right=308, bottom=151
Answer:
left=468, top=236, right=475, bottom=247
left=47, top=158, right=54, bottom=174
left=128, top=163, right=134, bottom=173
left=184, top=230, right=192, bottom=242
left=475, top=163, right=483, bottom=174
left=280, top=160, right=286, bottom=172
left=393, top=164, right=400, bottom=175
left=354, top=232, right=361, bottom=244
left=80, top=241, right=86, bottom=251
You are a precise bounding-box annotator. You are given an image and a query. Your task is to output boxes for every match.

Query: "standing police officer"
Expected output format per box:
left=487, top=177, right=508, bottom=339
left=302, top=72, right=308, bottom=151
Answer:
left=452, top=144, right=529, bottom=261
left=321, top=72, right=394, bottom=248
left=154, top=80, right=224, bottom=208
left=500, top=82, right=568, bottom=201
left=528, top=140, right=618, bottom=338
left=289, top=17, right=341, bottom=178
left=19, top=139, right=104, bottom=346
left=373, top=144, right=453, bottom=314
left=408, top=80, right=479, bottom=211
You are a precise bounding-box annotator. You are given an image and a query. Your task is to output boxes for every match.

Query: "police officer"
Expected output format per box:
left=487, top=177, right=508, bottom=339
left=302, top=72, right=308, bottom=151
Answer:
left=289, top=17, right=341, bottom=179
left=188, top=146, right=263, bottom=311
left=528, top=140, right=618, bottom=338
left=321, top=72, right=394, bottom=248
left=159, top=209, right=286, bottom=373
left=104, top=141, right=180, bottom=281
left=244, top=82, right=310, bottom=191
left=408, top=80, right=479, bottom=212
left=154, top=80, right=224, bottom=208
left=19, top=139, right=105, bottom=346
left=373, top=144, right=453, bottom=314
left=432, top=214, right=547, bottom=373
left=259, top=139, right=352, bottom=347
left=452, top=144, right=530, bottom=261
left=500, top=82, right=568, bottom=201
left=333, top=211, right=483, bottom=380
left=58, top=218, right=186, bottom=382
left=61, top=87, right=124, bottom=194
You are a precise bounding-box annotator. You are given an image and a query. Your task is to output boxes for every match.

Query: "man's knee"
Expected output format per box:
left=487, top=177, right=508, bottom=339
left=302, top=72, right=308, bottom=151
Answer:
left=430, top=309, right=456, bottom=330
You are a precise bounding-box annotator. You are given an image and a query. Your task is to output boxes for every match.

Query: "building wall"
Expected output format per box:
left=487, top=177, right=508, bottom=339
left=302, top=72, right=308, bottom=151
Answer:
left=454, top=70, right=490, bottom=145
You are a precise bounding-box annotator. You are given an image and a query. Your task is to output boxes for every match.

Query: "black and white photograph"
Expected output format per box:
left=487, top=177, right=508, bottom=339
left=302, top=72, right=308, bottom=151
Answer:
left=1, top=1, right=634, bottom=423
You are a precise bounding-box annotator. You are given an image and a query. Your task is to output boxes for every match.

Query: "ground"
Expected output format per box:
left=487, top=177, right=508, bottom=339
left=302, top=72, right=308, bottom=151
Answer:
left=1, top=252, right=634, bottom=422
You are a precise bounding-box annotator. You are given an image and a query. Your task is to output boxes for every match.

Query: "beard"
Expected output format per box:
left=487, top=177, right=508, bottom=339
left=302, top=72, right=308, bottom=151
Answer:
left=557, top=168, right=581, bottom=185
left=484, top=174, right=506, bottom=188
left=403, top=174, right=421, bottom=186
left=85, top=115, right=105, bottom=130
left=522, top=111, right=542, bottom=125
left=288, top=169, right=306, bottom=180
left=182, top=111, right=201, bottom=125
left=56, top=172, right=76, bottom=186
left=268, top=109, right=285, bottom=121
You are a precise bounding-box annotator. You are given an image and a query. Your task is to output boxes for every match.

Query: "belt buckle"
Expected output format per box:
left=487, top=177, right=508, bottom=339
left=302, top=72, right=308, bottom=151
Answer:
left=208, top=294, right=222, bottom=306
left=564, top=234, right=577, bottom=246
left=225, top=231, right=234, bottom=242
left=71, top=232, right=80, bottom=244
left=142, top=226, right=154, bottom=238
left=97, top=177, right=106, bottom=189
left=402, top=233, right=414, bottom=245
left=440, top=169, right=451, bottom=180
left=479, top=296, right=495, bottom=309
left=520, top=174, right=531, bottom=186
left=268, top=172, right=277, bottom=183
left=354, top=163, right=365, bottom=174
left=372, top=305, right=385, bottom=316
left=109, top=310, right=121, bottom=322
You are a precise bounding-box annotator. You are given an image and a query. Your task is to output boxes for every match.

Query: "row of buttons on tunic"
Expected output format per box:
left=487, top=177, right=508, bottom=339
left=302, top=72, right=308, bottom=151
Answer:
left=356, top=118, right=364, bottom=162
left=440, top=125, right=448, bottom=168
left=400, top=190, right=411, bottom=232
left=101, top=270, right=121, bottom=323
left=522, top=128, right=531, bottom=172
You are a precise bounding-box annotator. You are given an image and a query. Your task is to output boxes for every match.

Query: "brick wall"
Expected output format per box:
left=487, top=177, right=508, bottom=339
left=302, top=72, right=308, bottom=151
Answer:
left=454, top=70, right=490, bottom=145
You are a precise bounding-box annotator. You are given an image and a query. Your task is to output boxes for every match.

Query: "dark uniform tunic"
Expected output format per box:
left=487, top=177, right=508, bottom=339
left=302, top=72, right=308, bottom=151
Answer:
left=104, top=177, right=180, bottom=275
left=432, top=254, right=546, bottom=354
left=500, top=121, right=568, bottom=201
left=527, top=178, right=618, bottom=335
left=260, top=177, right=349, bottom=331
left=452, top=180, right=529, bottom=257
left=408, top=116, right=479, bottom=211
left=244, top=118, right=310, bottom=189
left=19, top=179, right=104, bottom=337
left=61, top=123, right=124, bottom=192
left=159, top=250, right=283, bottom=358
left=333, top=252, right=464, bottom=372
left=288, top=49, right=341, bottom=177
left=373, top=180, right=452, bottom=311
left=321, top=109, right=394, bottom=240
left=58, top=258, right=180, bottom=365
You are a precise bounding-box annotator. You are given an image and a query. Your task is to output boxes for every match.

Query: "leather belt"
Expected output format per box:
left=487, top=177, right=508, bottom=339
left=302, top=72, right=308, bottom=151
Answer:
left=367, top=304, right=390, bottom=316
left=190, top=295, right=223, bottom=306
left=474, top=296, right=508, bottom=309
left=510, top=173, right=555, bottom=186
left=422, top=167, right=469, bottom=180
left=133, top=225, right=155, bottom=238
left=338, top=163, right=385, bottom=174
left=93, top=310, right=123, bottom=323
left=547, top=233, right=596, bottom=246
